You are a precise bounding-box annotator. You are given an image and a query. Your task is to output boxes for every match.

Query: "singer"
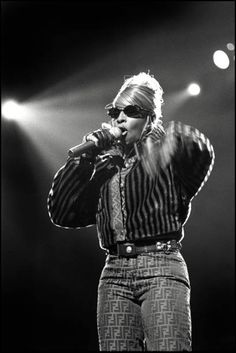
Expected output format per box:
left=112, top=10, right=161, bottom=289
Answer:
left=47, top=72, right=215, bottom=351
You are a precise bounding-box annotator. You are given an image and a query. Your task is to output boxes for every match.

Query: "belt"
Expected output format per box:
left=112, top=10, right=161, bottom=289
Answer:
left=107, top=239, right=181, bottom=258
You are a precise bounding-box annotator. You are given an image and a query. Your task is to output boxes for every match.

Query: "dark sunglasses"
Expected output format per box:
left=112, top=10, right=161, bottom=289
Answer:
left=107, top=105, right=152, bottom=120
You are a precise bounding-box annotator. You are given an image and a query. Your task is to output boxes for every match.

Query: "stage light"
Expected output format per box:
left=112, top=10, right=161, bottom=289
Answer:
left=226, top=43, right=235, bottom=51
left=2, top=100, right=25, bottom=120
left=187, top=83, right=201, bottom=96
left=213, top=50, right=230, bottom=69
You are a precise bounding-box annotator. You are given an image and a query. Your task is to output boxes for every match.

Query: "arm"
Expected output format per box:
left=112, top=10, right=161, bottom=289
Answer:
left=47, top=151, right=124, bottom=229
left=47, top=156, right=96, bottom=228
left=161, top=121, right=215, bottom=199
left=47, top=126, right=123, bottom=228
left=142, top=121, right=215, bottom=199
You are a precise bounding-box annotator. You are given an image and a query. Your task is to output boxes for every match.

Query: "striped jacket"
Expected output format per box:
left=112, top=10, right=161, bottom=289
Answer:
left=47, top=121, right=215, bottom=250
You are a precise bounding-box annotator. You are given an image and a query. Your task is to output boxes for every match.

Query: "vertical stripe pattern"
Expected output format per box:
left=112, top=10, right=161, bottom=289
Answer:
left=47, top=122, right=215, bottom=249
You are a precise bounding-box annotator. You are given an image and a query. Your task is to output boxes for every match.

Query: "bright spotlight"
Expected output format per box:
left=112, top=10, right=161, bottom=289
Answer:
left=187, top=83, right=201, bottom=96
left=2, top=100, right=20, bottom=120
left=213, top=50, right=230, bottom=69
left=2, top=100, right=23, bottom=120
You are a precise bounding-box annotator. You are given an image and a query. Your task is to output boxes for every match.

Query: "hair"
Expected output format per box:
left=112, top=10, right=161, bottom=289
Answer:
left=112, top=72, right=164, bottom=126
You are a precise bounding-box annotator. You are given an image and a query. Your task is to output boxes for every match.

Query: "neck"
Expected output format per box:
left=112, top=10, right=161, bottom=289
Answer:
left=122, top=143, right=135, bottom=158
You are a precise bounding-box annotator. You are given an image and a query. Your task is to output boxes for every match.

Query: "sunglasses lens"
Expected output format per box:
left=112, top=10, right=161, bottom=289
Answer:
left=124, top=105, right=140, bottom=117
left=107, top=108, right=120, bottom=119
left=107, top=105, right=148, bottom=119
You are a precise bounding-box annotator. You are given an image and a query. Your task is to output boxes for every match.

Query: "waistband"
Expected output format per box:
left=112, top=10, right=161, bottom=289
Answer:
left=107, top=239, right=182, bottom=258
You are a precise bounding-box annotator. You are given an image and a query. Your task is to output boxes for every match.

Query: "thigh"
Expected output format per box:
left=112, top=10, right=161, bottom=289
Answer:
left=97, top=280, right=145, bottom=351
left=141, top=277, right=192, bottom=351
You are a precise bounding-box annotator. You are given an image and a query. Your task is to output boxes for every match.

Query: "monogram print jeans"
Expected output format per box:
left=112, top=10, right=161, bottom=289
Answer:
left=97, top=250, right=192, bottom=351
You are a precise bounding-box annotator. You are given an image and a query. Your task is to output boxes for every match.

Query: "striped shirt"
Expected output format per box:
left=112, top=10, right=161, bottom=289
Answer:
left=47, top=121, right=215, bottom=250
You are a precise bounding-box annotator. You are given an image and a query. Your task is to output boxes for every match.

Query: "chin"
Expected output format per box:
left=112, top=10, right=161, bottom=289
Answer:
left=124, top=135, right=133, bottom=145
left=123, top=131, right=139, bottom=146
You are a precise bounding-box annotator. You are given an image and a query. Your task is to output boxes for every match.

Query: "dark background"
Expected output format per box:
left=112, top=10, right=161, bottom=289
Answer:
left=1, top=1, right=235, bottom=351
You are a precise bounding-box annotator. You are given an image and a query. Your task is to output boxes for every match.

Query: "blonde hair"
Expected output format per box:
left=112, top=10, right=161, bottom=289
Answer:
left=112, top=72, right=164, bottom=124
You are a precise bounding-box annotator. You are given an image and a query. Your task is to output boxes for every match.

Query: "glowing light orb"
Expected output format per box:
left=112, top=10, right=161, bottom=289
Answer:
left=187, top=83, right=201, bottom=96
left=213, top=50, right=230, bottom=69
left=226, top=43, right=235, bottom=51
left=2, top=100, right=24, bottom=120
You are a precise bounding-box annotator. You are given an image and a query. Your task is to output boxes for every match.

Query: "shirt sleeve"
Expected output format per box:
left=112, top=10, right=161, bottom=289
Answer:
left=47, top=152, right=123, bottom=229
left=167, top=121, right=215, bottom=199
left=47, top=156, right=96, bottom=228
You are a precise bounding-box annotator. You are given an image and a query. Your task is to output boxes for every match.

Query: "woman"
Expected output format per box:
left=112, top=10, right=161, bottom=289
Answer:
left=47, top=72, right=215, bottom=351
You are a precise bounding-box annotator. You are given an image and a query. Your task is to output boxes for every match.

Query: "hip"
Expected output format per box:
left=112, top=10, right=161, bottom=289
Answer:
left=100, top=250, right=190, bottom=288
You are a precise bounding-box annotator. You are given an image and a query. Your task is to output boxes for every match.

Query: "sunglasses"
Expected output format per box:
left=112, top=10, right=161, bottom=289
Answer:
left=107, top=105, right=152, bottom=120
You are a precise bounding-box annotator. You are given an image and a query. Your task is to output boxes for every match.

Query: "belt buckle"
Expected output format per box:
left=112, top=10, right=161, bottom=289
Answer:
left=117, top=243, right=136, bottom=257
left=156, top=241, right=171, bottom=254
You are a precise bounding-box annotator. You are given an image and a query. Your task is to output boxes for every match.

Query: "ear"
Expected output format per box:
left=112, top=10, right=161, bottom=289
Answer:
left=145, top=115, right=153, bottom=129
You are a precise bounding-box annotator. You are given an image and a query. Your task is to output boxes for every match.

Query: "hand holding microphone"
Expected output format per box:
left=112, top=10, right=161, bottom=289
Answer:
left=68, top=123, right=122, bottom=158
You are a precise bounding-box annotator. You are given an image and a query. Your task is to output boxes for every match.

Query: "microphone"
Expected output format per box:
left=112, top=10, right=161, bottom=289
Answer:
left=68, top=126, right=122, bottom=158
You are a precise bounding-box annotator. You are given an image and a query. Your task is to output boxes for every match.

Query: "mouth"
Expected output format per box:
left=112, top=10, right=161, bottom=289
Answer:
left=119, top=126, right=128, bottom=136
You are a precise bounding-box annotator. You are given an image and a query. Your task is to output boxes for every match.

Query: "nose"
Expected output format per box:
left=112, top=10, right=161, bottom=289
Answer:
left=116, top=111, right=127, bottom=124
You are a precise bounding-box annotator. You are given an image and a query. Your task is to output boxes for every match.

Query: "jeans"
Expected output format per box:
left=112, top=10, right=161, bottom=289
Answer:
left=97, top=250, right=192, bottom=351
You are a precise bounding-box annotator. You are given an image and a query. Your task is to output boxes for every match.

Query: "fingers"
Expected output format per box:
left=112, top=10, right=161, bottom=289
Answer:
left=101, top=122, right=112, bottom=129
left=85, top=128, right=114, bottom=150
left=85, top=133, right=100, bottom=146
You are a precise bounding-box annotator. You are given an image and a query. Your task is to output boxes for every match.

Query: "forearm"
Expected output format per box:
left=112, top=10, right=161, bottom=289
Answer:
left=47, top=156, right=95, bottom=228
left=143, top=121, right=215, bottom=198
left=166, top=121, right=215, bottom=198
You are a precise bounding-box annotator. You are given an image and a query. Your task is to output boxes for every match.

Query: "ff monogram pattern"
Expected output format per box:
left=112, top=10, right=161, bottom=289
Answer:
left=97, top=251, right=192, bottom=351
